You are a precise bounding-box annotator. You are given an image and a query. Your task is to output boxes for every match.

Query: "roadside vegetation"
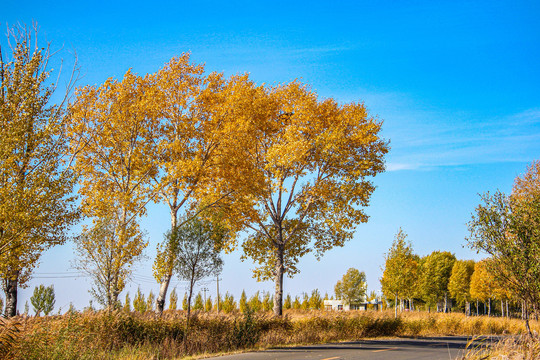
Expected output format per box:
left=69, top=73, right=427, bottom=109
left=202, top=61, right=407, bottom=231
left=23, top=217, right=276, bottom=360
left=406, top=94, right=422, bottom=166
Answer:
left=1, top=309, right=539, bottom=360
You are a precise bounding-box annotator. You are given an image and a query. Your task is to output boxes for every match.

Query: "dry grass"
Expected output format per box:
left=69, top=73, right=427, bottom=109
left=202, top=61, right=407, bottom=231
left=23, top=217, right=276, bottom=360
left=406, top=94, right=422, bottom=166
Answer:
left=458, top=335, right=540, bottom=360
left=1, top=309, right=538, bottom=359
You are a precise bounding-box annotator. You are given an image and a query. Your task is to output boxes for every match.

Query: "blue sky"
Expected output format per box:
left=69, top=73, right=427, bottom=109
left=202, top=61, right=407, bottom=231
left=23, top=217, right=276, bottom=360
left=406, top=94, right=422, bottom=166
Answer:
left=3, top=1, right=539, bottom=312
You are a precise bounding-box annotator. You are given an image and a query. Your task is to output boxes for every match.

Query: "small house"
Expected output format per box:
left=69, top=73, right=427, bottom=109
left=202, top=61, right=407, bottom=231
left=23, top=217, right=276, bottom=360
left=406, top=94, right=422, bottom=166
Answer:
left=323, top=299, right=383, bottom=311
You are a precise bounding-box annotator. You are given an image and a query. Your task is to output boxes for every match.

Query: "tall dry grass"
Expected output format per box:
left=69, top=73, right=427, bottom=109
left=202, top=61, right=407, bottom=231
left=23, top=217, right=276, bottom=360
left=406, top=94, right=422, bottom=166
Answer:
left=2, top=309, right=538, bottom=359
left=458, top=335, right=540, bottom=360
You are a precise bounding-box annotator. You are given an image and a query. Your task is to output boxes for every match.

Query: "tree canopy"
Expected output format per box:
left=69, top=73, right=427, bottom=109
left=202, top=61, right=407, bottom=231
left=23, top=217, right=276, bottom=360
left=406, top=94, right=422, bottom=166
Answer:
left=380, top=228, right=418, bottom=315
left=467, top=160, right=540, bottom=334
left=0, top=24, right=79, bottom=317
left=448, top=259, right=475, bottom=313
left=419, top=251, right=456, bottom=312
left=238, top=81, right=388, bottom=315
left=334, top=268, right=367, bottom=305
left=170, top=215, right=227, bottom=318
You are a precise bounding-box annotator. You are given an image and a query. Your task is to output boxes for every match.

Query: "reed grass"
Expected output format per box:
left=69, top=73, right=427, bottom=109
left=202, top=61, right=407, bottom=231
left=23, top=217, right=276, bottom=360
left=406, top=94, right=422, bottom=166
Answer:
left=458, top=334, right=540, bottom=360
left=2, top=309, right=538, bottom=359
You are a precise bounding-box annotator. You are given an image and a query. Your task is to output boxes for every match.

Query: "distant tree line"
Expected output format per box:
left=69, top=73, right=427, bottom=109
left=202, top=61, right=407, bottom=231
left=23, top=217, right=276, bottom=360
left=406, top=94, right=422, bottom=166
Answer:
left=380, top=160, right=540, bottom=336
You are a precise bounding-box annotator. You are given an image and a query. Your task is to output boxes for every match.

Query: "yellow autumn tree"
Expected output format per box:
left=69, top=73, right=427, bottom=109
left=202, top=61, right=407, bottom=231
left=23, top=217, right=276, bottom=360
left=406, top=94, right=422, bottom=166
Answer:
left=151, top=56, right=256, bottom=314
left=68, top=69, right=158, bottom=307
left=239, top=82, right=388, bottom=315
left=380, top=229, right=419, bottom=318
left=0, top=24, right=80, bottom=317
left=468, top=161, right=540, bottom=333
left=470, top=260, right=499, bottom=316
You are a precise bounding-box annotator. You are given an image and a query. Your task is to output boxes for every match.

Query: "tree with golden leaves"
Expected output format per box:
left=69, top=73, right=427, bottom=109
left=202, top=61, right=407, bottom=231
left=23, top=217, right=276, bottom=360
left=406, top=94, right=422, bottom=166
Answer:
left=239, top=82, right=388, bottom=316
left=448, top=259, right=475, bottom=315
left=468, top=160, right=540, bottom=334
left=380, top=229, right=419, bottom=318
left=0, top=24, right=79, bottom=317
left=151, top=56, right=255, bottom=314
left=68, top=69, right=158, bottom=307
left=469, top=260, right=496, bottom=316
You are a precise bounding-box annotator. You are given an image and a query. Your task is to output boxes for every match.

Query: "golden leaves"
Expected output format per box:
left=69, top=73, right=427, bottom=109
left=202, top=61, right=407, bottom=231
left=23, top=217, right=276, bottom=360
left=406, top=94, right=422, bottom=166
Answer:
left=0, top=25, right=79, bottom=288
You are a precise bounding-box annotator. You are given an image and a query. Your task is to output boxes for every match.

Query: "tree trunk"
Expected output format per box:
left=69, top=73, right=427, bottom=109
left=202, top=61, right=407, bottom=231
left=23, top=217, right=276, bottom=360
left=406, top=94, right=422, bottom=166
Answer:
left=216, top=275, right=220, bottom=313
left=488, top=298, right=491, bottom=317
left=523, top=301, right=532, bottom=337
left=4, top=271, right=19, bottom=317
left=394, top=293, right=398, bottom=319
left=444, top=292, right=448, bottom=313
left=506, top=300, right=509, bottom=319
left=187, top=280, right=194, bottom=321
left=156, top=209, right=178, bottom=315
left=501, top=299, right=504, bottom=318
left=273, top=246, right=285, bottom=316
left=476, top=300, right=479, bottom=316
left=156, top=273, right=172, bottom=314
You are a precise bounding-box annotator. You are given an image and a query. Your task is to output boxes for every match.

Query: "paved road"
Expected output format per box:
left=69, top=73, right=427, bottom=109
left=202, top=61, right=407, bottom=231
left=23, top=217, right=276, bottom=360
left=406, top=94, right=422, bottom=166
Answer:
left=207, top=336, right=496, bottom=360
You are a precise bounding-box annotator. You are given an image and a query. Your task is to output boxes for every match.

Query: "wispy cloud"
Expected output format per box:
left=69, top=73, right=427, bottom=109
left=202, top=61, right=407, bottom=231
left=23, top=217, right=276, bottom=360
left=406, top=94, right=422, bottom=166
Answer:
left=365, top=92, right=540, bottom=171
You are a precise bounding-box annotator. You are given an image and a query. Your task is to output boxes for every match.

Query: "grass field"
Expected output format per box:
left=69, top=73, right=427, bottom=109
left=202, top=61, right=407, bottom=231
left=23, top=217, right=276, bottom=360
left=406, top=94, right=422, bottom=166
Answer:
left=1, top=309, right=538, bottom=359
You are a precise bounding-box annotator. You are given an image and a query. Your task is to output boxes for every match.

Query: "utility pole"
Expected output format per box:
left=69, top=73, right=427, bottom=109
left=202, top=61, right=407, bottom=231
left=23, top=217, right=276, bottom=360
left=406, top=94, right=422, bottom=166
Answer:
left=216, top=275, right=222, bottom=313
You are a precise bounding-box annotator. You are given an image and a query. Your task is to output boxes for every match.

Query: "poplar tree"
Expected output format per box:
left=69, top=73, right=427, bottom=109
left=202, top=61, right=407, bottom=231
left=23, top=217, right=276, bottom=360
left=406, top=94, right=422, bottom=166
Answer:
left=335, top=268, right=367, bottom=305
left=239, top=81, right=388, bottom=316
left=68, top=69, right=158, bottom=307
left=448, top=260, right=475, bottom=315
left=221, top=292, right=236, bottom=313
left=151, top=56, right=245, bottom=315
left=170, top=216, right=225, bottom=319
left=467, top=161, right=540, bottom=335
left=0, top=24, right=79, bottom=317
left=239, top=290, right=248, bottom=313
left=168, top=288, right=178, bottom=310
left=193, top=293, right=203, bottom=311
left=419, top=251, right=456, bottom=312
left=380, top=229, right=418, bottom=317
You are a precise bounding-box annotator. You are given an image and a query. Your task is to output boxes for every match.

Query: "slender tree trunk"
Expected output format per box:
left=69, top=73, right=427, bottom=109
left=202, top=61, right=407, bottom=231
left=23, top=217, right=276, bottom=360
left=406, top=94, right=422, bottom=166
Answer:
left=273, top=245, right=285, bottom=316
left=187, top=280, right=194, bottom=321
left=216, top=275, right=220, bottom=313
left=476, top=300, right=479, bottom=316
left=506, top=300, right=509, bottom=319
left=444, top=292, right=448, bottom=313
left=4, top=271, right=19, bottom=317
left=394, top=293, right=398, bottom=318
left=156, top=209, right=178, bottom=315
left=523, top=301, right=532, bottom=337
left=501, top=299, right=504, bottom=318
left=488, top=298, right=491, bottom=317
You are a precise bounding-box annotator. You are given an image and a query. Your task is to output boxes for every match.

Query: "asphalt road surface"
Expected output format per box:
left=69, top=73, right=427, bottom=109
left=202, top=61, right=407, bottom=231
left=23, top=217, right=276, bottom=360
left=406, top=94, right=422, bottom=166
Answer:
left=207, top=336, right=495, bottom=360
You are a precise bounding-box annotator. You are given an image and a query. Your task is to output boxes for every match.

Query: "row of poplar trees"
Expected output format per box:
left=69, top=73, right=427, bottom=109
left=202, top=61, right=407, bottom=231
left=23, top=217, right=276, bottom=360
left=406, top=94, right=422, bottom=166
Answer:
left=381, top=160, right=540, bottom=334
left=381, top=233, right=508, bottom=317
left=0, top=24, right=388, bottom=317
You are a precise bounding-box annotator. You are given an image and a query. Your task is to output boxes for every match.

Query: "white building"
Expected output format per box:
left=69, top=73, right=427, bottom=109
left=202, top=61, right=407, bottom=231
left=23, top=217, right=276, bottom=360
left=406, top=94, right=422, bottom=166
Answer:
left=323, top=299, right=383, bottom=311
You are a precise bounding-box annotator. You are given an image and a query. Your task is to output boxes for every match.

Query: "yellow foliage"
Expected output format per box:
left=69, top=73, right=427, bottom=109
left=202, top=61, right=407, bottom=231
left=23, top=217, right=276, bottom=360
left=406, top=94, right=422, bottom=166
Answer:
left=0, top=24, right=79, bottom=308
